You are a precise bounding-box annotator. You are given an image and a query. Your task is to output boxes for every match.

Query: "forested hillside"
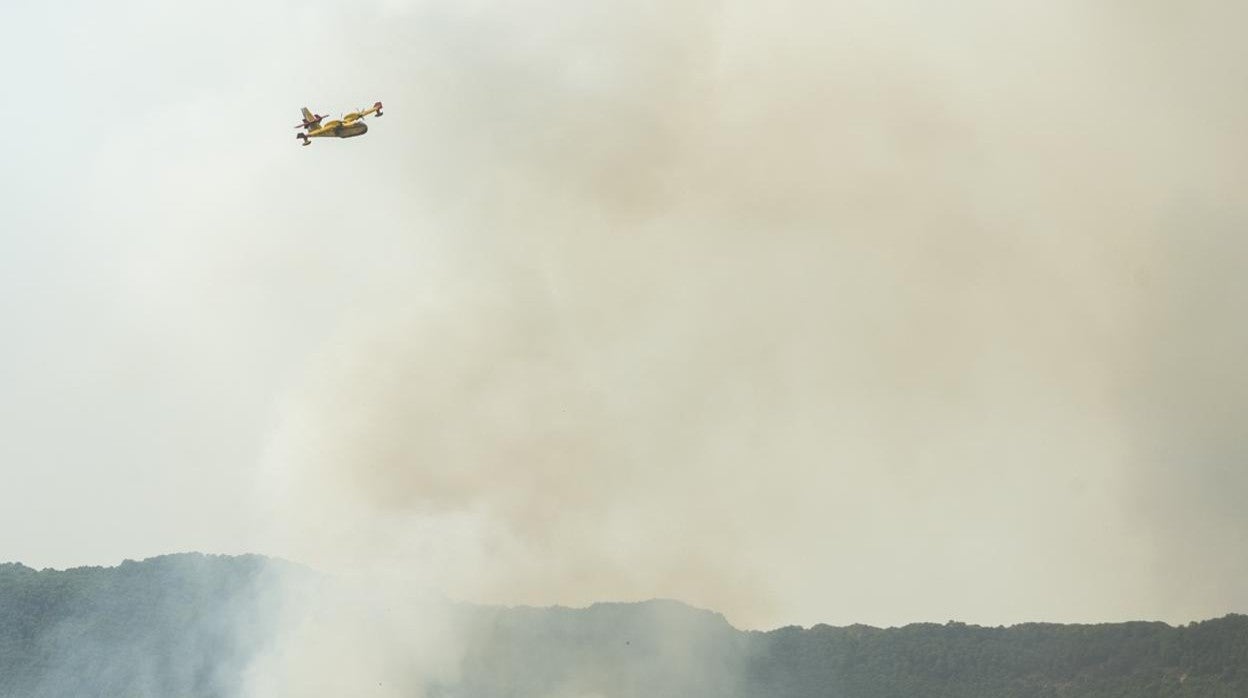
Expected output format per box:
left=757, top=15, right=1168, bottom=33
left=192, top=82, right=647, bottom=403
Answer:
left=2, top=554, right=1246, bottom=697
left=0, top=554, right=290, bottom=697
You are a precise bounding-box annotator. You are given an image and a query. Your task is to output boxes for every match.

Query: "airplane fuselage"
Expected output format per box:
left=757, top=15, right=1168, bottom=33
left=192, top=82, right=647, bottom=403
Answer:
left=308, top=120, right=368, bottom=138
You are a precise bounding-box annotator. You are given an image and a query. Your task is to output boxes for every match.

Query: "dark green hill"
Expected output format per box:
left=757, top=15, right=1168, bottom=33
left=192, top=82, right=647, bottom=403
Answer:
left=0, top=553, right=296, bottom=698
left=2, top=554, right=1246, bottom=697
left=743, top=617, right=1248, bottom=697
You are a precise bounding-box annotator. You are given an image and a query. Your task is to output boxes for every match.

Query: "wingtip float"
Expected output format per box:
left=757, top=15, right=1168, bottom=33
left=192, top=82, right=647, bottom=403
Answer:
left=295, top=101, right=384, bottom=146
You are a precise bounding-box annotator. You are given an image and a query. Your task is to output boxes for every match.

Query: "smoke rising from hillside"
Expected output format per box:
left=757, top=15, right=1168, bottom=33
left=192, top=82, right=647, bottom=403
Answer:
left=3, top=0, right=1246, bottom=672
left=2, top=0, right=1245, bottom=694
left=2, top=1, right=1238, bottom=698
left=250, top=0, right=1248, bottom=633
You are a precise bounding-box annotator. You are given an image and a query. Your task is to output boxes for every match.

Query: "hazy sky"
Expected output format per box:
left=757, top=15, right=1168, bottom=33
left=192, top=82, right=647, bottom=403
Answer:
left=2, top=0, right=1246, bottom=630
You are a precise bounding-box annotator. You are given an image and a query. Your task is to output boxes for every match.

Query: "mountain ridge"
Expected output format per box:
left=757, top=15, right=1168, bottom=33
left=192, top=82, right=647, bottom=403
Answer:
left=3, top=553, right=1246, bottom=697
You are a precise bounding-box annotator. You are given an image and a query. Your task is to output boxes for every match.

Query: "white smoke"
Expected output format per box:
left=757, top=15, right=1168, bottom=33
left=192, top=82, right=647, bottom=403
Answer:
left=5, top=4, right=1246, bottom=694
left=249, top=0, right=1248, bottom=637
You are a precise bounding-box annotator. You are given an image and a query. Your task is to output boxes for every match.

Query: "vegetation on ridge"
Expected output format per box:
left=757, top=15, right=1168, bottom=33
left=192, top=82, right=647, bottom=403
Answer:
left=2, top=554, right=1246, bottom=697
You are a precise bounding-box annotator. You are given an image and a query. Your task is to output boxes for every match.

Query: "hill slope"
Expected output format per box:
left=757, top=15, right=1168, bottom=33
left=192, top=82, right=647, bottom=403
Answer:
left=2, top=554, right=1246, bottom=697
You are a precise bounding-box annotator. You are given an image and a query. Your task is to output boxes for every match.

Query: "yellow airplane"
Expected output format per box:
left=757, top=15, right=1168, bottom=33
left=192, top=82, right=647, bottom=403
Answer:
left=295, top=101, right=383, bottom=146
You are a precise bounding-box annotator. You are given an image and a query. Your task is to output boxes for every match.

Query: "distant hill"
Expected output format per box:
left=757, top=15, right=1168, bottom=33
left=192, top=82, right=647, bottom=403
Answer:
left=0, top=553, right=296, bottom=698
left=2, top=554, right=1246, bottom=697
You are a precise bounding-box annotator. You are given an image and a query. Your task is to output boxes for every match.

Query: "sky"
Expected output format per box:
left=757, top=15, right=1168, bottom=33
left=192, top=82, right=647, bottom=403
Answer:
left=1, top=0, right=1246, bottom=631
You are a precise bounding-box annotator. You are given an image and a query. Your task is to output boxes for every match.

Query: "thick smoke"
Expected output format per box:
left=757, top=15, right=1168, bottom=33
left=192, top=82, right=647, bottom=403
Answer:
left=5, top=3, right=1247, bottom=693
left=251, top=0, right=1248, bottom=634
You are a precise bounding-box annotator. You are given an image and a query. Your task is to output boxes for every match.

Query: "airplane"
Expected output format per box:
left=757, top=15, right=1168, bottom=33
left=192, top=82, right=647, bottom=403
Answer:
left=295, top=102, right=383, bottom=146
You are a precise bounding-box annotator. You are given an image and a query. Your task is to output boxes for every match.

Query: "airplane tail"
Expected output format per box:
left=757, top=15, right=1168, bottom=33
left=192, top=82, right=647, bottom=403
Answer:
left=298, top=107, right=323, bottom=130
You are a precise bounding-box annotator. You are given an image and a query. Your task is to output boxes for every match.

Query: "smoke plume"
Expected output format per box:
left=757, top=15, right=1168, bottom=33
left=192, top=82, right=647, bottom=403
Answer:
left=249, top=0, right=1248, bottom=635
left=6, top=6, right=1246, bottom=694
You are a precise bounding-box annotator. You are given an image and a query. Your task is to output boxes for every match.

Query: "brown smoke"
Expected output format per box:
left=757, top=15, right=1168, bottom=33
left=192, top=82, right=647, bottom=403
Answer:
left=254, top=0, right=1248, bottom=631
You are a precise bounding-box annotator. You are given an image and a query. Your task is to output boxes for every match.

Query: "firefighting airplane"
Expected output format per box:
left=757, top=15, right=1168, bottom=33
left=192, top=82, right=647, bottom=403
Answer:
left=295, top=102, right=383, bottom=146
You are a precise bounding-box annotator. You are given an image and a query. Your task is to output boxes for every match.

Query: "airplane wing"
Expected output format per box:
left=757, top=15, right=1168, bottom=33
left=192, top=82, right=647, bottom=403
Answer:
left=343, top=101, right=384, bottom=123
